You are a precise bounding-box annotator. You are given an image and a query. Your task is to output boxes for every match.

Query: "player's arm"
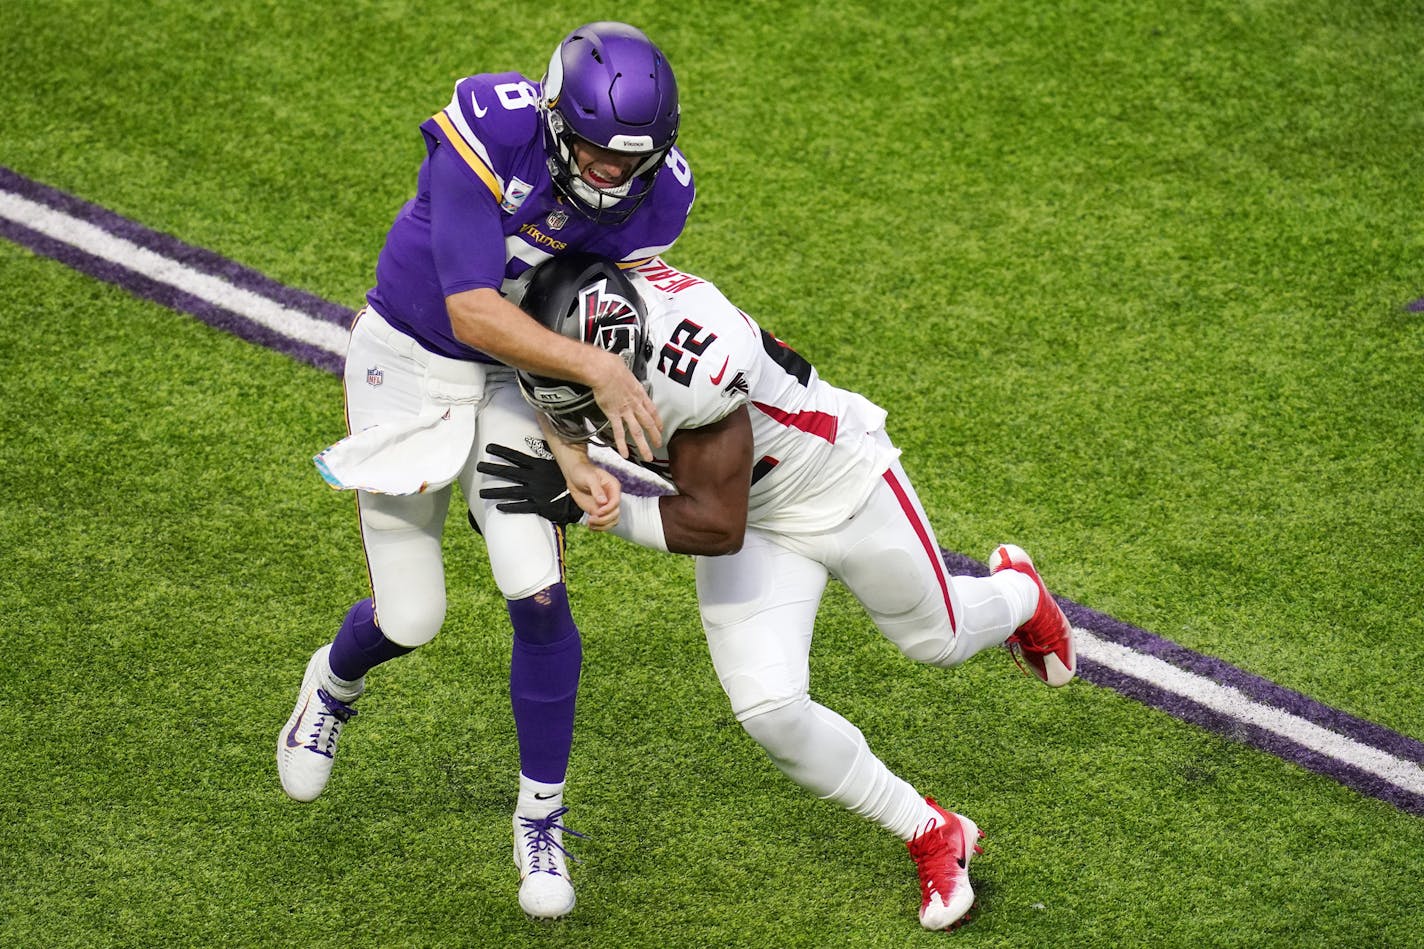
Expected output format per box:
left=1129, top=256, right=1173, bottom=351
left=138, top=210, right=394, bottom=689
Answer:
left=427, top=144, right=661, bottom=459
left=628, top=406, right=753, bottom=556
left=447, top=289, right=662, bottom=460
left=538, top=414, right=622, bottom=529
left=478, top=407, right=752, bottom=554
left=476, top=426, right=622, bottom=527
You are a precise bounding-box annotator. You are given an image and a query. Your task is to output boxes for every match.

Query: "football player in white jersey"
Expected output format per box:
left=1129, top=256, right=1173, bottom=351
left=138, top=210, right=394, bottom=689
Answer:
left=478, top=254, right=1077, bottom=932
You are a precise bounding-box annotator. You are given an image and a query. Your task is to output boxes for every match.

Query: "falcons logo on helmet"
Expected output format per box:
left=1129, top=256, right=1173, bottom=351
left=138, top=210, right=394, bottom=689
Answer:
left=578, top=279, right=641, bottom=367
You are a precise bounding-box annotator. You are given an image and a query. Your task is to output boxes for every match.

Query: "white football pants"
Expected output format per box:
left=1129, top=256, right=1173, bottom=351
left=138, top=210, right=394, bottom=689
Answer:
left=342, top=308, right=565, bottom=647
left=695, top=449, right=1036, bottom=838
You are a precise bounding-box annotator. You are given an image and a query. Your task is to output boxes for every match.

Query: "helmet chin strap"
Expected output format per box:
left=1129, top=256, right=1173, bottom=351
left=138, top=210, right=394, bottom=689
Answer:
left=568, top=172, right=633, bottom=208
left=545, top=148, right=656, bottom=223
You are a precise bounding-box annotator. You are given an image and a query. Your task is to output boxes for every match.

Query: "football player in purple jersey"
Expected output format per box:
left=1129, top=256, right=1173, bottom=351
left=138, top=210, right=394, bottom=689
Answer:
left=276, top=23, right=693, bottom=919
left=478, top=254, right=1078, bottom=932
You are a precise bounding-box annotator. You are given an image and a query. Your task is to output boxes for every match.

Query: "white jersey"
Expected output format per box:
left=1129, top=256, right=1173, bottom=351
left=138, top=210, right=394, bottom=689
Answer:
left=628, top=260, right=900, bottom=534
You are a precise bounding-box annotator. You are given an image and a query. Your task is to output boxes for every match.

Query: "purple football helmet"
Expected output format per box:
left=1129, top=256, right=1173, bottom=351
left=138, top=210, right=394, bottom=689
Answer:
left=540, top=22, right=680, bottom=223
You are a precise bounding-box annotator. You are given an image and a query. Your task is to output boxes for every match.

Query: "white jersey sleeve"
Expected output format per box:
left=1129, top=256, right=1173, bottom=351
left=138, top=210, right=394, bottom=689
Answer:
left=631, top=261, right=900, bottom=534
left=635, top=273, right=758, bottom=453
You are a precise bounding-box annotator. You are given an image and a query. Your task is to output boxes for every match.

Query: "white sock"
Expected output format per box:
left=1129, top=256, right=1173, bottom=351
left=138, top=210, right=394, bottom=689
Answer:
left=319, top=657, right=365, bottom=703
left=999, top=568, right=1041, bottom=623
left=830, top=747, right=942, bottom=841
left=517, top=773, right=565, bottom=818
left=941, top=570, right=1040, bottom=663
left=803, top=706, right=934, bottom=837
left=907, top=799, right=946, bottom=841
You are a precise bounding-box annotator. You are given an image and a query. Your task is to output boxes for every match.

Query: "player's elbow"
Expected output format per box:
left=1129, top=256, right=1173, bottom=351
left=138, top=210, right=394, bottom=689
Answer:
left=702, top=501, right=748, bottom=555
left=665, top=492, right=748, bottom=556
left=446, top=287, right=504, bottom=350
left=702, top=505, right=748, bottom=554
left=672, top=516, right=745, bottom=556
left=702, top=524, right=745, bottom=556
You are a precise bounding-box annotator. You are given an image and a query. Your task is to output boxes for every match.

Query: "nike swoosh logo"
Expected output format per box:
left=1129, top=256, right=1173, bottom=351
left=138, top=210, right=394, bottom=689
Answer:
left=284, top=695, right=311, bottom=748
left=534, top=791, right=559, bottom=800
left=470, top=91, right=488, bottom=118
left=709, top=356, right=730, bottom=385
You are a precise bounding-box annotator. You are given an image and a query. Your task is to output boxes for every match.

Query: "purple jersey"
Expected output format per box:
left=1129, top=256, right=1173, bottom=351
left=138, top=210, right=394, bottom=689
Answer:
left=367, top=71, right=696, bottom=362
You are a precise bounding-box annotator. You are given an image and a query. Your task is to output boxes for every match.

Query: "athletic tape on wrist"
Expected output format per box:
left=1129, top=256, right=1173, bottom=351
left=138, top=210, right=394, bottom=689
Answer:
left=609, top=493, right=669, bottom=552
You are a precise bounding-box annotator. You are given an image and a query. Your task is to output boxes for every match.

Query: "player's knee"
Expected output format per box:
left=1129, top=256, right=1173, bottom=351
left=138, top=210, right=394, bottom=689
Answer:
left=508, top=583, right=578, bottom=646
left=841, top=545, right=927, bottom=615
left=374, top=592, right=447, bottom=648
left=738, top=695, right=816, bottom=764
left=893, top=630, right=961, bottom=668
left=485, top=529, right=563, bottom=601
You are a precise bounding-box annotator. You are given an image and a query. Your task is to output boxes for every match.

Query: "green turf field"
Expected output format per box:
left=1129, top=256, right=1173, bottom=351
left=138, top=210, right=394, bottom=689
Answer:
left=3, top=1, right=1423, bottom=945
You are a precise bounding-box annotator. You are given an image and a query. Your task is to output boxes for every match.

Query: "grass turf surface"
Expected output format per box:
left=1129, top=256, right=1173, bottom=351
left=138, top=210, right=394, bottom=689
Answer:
left=2, top=1, right=1423, bottom=945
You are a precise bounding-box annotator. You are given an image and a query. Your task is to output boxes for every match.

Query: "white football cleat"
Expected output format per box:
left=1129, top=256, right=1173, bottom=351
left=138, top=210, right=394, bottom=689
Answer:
left=513, top=805, right=584, bottom=919
left=277, top=644, right=361, bottom=802
left=990, top=544, right=1077, bottom=687
left=907, top=797, right=984, bottom=931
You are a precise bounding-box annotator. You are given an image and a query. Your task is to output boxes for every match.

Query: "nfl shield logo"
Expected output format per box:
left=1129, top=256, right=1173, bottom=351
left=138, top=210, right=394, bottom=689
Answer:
left=546, top=207, right=569, bottom=231
left=366, top=366, right=384, bottom=387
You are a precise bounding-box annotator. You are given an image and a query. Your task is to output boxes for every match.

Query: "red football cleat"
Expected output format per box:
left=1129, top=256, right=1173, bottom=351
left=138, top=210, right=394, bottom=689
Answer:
left=907, top=797, right=984, bottom=930
left=991, top=544, right=1077, bottom=686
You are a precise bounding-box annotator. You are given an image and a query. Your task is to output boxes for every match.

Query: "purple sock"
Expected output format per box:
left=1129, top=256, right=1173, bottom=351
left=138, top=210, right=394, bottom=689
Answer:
left=327, top=598, right=413, bottom=682
left=508, top=584, right=582, bottom=784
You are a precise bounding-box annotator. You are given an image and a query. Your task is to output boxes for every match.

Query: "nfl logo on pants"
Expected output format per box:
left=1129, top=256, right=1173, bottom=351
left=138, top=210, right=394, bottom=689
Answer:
left=366, top=366, right=383, bottom=387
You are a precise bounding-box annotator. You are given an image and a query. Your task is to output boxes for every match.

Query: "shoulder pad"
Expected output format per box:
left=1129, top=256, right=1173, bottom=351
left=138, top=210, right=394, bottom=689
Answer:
left=646, top=284, right=759, bottom=429
left=445, top=72, right=542, bottom=148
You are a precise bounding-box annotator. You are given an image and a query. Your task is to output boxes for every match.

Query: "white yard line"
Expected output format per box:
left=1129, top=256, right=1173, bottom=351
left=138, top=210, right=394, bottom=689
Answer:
left=0, top=190, right=349, bottom=355
left=1077, top=629, right=1424, bottom=794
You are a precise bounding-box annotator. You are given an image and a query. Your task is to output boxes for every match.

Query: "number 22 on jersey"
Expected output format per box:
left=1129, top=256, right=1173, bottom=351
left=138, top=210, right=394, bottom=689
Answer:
left=656, top=319, right=718, bottom=386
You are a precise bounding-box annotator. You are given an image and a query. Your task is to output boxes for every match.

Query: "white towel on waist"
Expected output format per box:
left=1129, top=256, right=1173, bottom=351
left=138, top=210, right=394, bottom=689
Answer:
left=314, top=351, right=487, bottom=496
left=314, top=403, right=478, bottom=495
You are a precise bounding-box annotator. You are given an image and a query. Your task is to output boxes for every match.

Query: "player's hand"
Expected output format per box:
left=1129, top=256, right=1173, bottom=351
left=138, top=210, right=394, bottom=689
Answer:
left=588, top=348, right=663, bottom=461
left=567, top=462, right=621, bottom=531
left=476, top=444, right=584, bottom=525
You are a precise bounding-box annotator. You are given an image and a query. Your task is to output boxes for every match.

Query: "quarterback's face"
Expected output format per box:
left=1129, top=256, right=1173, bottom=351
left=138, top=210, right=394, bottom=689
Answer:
left=570, top=139, right=641, bottom=190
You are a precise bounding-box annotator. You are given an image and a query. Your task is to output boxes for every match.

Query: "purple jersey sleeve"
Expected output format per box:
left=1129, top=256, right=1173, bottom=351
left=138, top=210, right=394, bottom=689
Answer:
left=428, top=143, right=505, bottom=296
left=368, top=71, right=696, bottom=363
left=419, top=72, right=541, bottom=205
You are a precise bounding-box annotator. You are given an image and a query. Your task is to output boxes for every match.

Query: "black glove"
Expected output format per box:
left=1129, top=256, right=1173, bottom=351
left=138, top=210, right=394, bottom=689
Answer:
left=477, top=443, right=584, bottom=526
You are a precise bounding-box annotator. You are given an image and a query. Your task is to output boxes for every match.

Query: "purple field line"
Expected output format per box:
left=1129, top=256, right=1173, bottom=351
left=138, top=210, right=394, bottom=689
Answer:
left=1079, top=657, right=1424, bottom=816
left=5, top=164, right=1422, bottom=815
left=0, top=212, right=345, bottom=376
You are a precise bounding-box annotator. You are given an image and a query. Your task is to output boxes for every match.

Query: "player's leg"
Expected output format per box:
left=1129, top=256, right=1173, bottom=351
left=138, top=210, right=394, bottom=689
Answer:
left=698, top=531, right=982, bottom=929
left=831, top=449, right=1039, bottom=670
left=698, top=531, right=914, bottom=828
left=468, top=373, right=583, bottom=919
left=279, top=308, right=452, bottom=801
